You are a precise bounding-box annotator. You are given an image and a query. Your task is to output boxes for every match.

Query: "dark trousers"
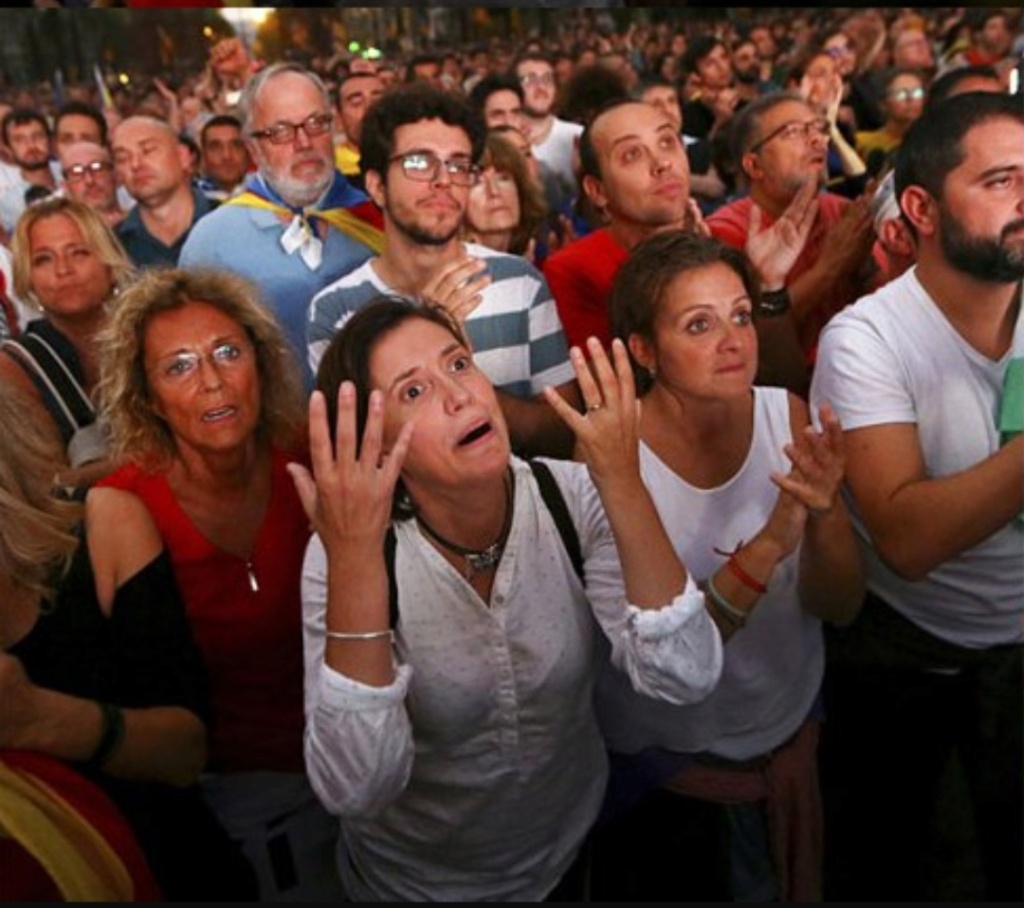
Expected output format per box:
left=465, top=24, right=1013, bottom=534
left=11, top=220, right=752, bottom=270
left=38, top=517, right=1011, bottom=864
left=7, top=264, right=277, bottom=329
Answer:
left=819, top=593, right=1023, bottom=901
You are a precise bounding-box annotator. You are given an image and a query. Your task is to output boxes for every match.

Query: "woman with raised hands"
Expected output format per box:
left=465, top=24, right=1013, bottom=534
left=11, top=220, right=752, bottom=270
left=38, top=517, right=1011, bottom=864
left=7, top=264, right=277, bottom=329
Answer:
left=290, top=295, right=725, bottom=902
left=588, top=231, right=863, bottom=902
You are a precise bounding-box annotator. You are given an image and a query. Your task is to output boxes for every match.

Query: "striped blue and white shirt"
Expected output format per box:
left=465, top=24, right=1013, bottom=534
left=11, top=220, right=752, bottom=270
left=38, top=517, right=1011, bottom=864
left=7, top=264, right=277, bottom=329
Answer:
left=307, top=243, right=574, bottom=398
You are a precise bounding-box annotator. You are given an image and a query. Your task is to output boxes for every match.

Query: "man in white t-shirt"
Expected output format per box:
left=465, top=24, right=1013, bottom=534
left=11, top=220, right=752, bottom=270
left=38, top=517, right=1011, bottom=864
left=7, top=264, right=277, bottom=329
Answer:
left=515, top=53, right=583, bottom=210
left=810, top=91, right=1023, bottom=902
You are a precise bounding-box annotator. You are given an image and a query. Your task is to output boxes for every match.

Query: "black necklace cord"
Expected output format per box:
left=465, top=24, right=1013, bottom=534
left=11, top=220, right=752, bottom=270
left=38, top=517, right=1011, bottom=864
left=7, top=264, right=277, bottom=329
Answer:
left=416, top=469, right=514, bottom=578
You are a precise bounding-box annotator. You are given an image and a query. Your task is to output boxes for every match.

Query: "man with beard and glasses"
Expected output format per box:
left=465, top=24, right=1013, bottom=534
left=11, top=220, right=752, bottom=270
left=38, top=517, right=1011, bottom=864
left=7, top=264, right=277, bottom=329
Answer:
left=811, top=91, right=1024, bottom=902
left=0, top=110, right=60, bottom=233
left=181, top=63, right=384, bottom=389
left=307, top=83, right=580, bottom=459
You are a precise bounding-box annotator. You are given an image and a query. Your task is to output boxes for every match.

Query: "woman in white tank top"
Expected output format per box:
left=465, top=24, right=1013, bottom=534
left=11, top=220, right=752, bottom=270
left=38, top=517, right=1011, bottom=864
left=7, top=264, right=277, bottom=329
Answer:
left=589, top=231, right=864, bottom=902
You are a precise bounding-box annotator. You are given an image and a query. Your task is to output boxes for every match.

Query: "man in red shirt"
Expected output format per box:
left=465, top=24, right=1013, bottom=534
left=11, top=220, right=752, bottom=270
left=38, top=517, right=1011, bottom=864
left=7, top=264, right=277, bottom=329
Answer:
left=707, top=91, right=875, bottom=359
left=542, top=99, right=693, bottom=352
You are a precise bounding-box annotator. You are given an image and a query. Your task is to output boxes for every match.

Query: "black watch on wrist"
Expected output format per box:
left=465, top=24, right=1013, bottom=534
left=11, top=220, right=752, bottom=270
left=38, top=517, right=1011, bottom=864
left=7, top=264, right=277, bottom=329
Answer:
left=756, top=287, right=791, bottom=318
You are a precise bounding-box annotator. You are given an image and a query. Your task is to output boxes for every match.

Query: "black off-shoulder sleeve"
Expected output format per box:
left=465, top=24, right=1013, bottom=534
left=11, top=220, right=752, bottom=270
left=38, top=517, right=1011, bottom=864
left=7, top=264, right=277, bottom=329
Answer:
left=104, top=549, right=212, bottom=728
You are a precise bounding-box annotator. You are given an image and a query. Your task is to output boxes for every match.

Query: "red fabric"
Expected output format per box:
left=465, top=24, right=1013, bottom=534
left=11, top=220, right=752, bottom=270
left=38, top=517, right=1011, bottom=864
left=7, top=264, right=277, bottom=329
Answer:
left=0, top=750, right=161, bottom=903
left=99, top=450, right=310, bottom=773
left=542, top=228, right=630, bottom=351
left=349, top=198, right=385, bottom=232
left=707, top=193, right=854, bottom=356
left=664, top=721, right=823, bottom=902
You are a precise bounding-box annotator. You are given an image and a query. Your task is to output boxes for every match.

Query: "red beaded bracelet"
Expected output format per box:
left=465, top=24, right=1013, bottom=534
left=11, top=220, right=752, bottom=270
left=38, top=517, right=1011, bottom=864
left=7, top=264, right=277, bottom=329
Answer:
left=726, top=554, right=768, bottom=595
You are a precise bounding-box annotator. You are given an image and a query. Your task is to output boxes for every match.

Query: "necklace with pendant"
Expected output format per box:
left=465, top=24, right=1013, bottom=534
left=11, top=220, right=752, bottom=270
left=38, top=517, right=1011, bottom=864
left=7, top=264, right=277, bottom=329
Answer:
left=417, top=471, right=513, bottom=581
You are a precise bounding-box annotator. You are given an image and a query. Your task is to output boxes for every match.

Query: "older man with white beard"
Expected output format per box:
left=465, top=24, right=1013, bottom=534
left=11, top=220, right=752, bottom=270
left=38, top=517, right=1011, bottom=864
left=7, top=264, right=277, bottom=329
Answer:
left=181, top=63, right=383, bottom=388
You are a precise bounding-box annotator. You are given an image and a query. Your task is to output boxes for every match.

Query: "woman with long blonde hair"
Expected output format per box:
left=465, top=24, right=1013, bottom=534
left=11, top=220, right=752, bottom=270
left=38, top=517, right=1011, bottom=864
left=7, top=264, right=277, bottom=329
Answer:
left=0, top=196, right=134, bottom=486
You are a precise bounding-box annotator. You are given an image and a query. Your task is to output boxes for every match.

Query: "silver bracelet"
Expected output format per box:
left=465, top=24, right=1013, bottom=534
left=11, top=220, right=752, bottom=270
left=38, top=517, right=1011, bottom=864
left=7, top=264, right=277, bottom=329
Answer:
left=324, top=628, right=394, bottom=642
left=706, top=574, right=749, bottom=628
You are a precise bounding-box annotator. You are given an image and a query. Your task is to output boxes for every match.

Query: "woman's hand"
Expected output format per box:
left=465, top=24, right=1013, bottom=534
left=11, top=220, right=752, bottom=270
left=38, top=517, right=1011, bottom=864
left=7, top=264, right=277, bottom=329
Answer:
left=420, top=254, right=491, bottom=329
left=758, top=403, right=847, bottom=559
left=288, top=384, right=414, bottom=557
left=824, top=71, right=845, bottom=127
left=544, top=337, right=640, bottom=489
left=773, top=402, right=847, bottom=515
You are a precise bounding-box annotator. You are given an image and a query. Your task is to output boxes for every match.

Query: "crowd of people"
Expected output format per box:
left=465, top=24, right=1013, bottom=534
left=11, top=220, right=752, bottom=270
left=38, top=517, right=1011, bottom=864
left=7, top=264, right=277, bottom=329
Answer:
left=0, top=5, right=1021, bottom=902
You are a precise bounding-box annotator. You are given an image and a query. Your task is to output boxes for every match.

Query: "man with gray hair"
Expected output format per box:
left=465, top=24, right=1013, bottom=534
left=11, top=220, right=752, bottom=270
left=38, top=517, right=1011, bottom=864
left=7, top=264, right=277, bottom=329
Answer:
left=181, top=62, right=383, bottom=388
left=112, top=115, right=215, bottom=267
left=707, top=90, right=875, bottom=359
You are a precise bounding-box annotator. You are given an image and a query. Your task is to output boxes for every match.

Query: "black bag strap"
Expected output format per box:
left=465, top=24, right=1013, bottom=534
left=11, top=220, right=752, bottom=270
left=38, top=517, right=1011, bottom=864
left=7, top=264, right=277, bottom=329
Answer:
left=385, top=460, right=584, bottom=630
left=385, top=524, right=399, bottom=630
left=528, top=459, right=585, bottom=583
left=1, top=333, right=95, bottom=440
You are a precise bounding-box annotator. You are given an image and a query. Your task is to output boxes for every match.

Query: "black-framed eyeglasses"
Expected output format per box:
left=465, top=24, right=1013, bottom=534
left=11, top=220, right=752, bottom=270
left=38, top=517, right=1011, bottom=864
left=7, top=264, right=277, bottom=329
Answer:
left=749, top=117, right=830, bottom=154
left=249, top=112, right=334, bottom=145
left=388, top=151, right=480, bottom=186
left=63, top=160, right=113, bottom=182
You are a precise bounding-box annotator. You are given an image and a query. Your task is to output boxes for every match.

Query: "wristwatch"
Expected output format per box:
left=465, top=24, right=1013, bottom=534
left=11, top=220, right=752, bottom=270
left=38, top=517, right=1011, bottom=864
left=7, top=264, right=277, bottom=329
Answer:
left=755, top=287, right=791, bottom=318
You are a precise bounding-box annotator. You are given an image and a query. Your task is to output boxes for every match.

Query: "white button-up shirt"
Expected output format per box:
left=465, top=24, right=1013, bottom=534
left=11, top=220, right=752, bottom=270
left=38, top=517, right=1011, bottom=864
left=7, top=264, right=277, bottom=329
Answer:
left=302, top=456, right=722, bottom=901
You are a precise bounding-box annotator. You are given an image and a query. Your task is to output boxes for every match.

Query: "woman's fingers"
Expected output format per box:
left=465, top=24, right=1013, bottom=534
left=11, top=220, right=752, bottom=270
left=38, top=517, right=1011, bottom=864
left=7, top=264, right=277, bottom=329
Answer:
left=307, top=390, right=336, bottom=477
left=383, top=419, right=416, bottom=486
left=544, top=383, right=584, bottom=432
left=334, top=381, right=361, bottom=465
left=610, top=337, right=637, bottom=415
left=360, top=389, right=386, bottom=471
left=583, top=337, right=624, bottom=411
left=569, top=344, right=602, bottom=411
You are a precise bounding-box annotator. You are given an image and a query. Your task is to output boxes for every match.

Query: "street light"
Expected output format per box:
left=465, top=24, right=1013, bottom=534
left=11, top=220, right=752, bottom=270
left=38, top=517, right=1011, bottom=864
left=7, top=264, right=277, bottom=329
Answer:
left=221, top=6, right=272, bottom=53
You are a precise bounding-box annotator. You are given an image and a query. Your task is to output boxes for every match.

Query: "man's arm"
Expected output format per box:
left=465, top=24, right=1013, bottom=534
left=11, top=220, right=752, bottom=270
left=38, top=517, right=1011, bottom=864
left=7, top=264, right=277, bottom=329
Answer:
left=497, top=379, right=580, bottom=460
left=844, top=424, right=1023, bottom=581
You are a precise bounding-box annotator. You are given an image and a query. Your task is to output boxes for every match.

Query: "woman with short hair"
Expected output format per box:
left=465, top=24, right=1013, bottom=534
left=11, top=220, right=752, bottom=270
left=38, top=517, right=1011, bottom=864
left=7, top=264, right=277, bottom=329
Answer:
left=292, top=294, right=727, bottom=901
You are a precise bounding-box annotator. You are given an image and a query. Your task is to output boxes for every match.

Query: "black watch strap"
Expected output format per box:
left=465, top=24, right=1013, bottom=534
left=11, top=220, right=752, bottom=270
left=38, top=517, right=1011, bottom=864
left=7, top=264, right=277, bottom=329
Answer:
left=756, top=287, right=791, bottom=318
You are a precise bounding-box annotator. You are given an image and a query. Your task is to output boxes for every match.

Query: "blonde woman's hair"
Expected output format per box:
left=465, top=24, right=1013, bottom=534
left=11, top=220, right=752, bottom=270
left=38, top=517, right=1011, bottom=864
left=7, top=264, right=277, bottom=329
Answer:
left=98, top=267, right=305, bottom=470
left=10, top=196, right=135, bottom=307
left=0, top=385, right=82, bottom=604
